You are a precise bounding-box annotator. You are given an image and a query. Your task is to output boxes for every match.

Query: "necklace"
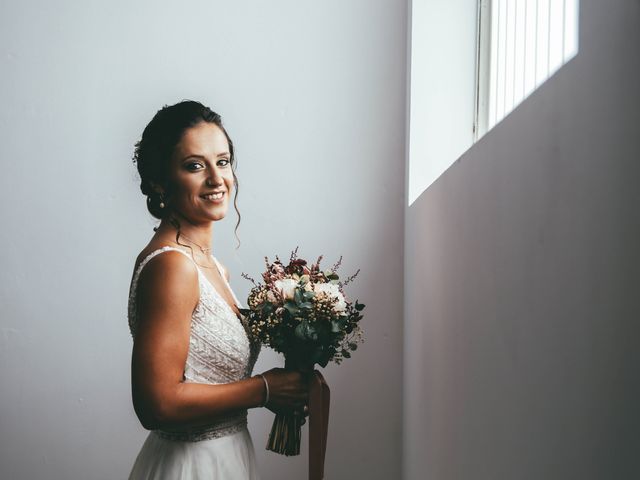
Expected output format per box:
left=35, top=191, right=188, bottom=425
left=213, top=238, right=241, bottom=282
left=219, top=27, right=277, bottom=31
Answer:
left=194, top=259, right=218, bottom=270
left=182, top=248, right=220, bottom=271
left=179, top=232, right=212, bottom=255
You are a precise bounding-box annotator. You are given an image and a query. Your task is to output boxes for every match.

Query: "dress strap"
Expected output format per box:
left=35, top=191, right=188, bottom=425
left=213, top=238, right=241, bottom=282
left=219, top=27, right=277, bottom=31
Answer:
left=132, top=246, right=195, bottom=290
left=211, top=256, right=244, bottom=308
left=128, top=246, right=198, bottom=338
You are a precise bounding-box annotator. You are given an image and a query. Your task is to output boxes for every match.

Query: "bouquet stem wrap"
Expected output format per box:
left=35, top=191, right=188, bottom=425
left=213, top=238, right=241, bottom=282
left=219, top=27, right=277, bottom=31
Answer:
left=308, top=370, right=330, bottom=480
left=265, top=357, right=331, bottom=480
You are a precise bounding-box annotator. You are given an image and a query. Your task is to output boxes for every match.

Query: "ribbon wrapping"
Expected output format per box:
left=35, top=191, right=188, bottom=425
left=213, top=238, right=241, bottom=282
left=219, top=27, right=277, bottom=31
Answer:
left=308, top=370, right=330, bottom=480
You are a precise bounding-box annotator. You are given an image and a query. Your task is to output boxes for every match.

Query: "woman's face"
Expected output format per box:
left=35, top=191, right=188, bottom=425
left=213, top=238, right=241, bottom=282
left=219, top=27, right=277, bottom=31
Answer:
left=167, top=121, right=234, bottom=224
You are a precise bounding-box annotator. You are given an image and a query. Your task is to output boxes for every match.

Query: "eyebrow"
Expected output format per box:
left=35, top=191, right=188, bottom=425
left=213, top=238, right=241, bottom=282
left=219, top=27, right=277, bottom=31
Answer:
left=181, top=152, right=231, bottom=162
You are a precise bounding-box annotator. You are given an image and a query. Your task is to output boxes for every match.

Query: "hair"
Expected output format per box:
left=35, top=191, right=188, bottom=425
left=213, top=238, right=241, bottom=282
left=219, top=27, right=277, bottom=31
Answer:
left=132, top=100, right=241, bottom=248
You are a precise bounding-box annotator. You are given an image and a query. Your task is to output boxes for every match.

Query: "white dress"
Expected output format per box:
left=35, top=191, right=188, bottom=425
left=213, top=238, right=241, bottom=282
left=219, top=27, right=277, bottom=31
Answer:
left=127, top=246, right=262, bottom=480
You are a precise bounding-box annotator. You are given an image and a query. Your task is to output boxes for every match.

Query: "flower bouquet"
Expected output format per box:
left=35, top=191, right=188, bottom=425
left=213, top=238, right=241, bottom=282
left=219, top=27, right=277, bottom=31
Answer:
left=240, top=247, right=365, bottom=460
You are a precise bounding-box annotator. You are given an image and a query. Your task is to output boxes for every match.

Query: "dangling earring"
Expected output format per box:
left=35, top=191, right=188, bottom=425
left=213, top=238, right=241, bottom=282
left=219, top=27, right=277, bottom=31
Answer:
left=159, top=192, right=165, bottom=209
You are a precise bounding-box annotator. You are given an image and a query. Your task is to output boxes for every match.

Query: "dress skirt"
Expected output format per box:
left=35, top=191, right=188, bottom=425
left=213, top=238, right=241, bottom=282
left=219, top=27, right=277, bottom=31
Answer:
left=128, top=425, right=260, bottom=480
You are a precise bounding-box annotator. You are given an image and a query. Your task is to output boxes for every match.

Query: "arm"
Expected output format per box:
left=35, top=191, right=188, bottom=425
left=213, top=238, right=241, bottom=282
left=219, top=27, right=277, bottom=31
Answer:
left=131, top=251, right=266, bottom=431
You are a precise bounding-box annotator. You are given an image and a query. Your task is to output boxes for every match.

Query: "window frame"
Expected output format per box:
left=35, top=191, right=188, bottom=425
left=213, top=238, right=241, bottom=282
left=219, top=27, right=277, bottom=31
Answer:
left=474, top=0, right=580, bottom=142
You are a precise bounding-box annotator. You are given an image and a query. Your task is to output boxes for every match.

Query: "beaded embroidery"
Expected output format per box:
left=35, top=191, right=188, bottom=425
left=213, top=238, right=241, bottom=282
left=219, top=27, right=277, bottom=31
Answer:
left=128, top=246, right=261, bottom=442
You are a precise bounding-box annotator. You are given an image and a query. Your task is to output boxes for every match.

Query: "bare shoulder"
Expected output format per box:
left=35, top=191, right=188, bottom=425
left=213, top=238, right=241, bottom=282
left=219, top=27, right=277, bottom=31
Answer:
left=136, top=247, right=199, bottom=306
left=133, top=238, right=191, bottom=272
left=134, top=239, right=183, bottom=268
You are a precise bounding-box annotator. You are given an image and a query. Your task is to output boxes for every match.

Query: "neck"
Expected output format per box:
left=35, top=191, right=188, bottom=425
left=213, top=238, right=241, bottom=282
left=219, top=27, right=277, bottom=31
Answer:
left=157, top=212, right=214, bottom=252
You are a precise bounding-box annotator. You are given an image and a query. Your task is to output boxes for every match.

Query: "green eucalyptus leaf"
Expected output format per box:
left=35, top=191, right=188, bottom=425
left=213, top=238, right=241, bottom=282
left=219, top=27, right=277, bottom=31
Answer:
left=284, top=301, right=299, bottom=315
left=295, top=319, right=318, bottom=341
left=294, top=322, right=307, bottom=340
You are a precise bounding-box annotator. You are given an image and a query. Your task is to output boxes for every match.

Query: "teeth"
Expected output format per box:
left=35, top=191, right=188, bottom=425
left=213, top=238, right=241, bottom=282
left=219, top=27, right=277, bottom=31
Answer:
left=203, top=192, right=224, bottom=200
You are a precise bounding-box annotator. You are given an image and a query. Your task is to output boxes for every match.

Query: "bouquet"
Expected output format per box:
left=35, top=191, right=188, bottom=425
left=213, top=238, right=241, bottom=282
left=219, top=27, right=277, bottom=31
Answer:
left=240, top=247, right=365, bottom=459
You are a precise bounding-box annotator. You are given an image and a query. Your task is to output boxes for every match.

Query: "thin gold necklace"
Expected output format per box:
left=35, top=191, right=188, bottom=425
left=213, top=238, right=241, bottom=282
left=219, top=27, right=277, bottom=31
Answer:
left=179, top=232, right=212, bottom=255
left=194, top=257, right=217, bottom=270
left=183, top=249, right=218, bottom=271
left=162, top=223, right=217, bottom=270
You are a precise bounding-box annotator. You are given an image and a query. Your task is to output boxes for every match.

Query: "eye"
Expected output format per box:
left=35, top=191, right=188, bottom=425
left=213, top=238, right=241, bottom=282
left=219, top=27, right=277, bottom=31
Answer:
left=185, top=162, right=204, bottom=171
left=218, top=158, right=231, bottom=167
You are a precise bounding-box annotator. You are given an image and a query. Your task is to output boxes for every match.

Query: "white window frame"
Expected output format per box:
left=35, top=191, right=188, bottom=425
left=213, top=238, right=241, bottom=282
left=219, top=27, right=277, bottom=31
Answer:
left=473, top=0, right=580, bottom=142
left=474, top=0, right=492, bottom=141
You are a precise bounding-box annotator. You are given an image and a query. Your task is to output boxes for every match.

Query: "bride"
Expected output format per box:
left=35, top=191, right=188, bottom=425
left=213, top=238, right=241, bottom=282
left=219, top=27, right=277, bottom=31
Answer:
left=126, top=100, right=310, bottom=479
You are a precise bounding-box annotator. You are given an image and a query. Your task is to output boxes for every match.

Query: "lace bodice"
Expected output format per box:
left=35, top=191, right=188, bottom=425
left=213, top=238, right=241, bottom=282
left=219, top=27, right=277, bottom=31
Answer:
left=127, top=246, right=261, bottom=441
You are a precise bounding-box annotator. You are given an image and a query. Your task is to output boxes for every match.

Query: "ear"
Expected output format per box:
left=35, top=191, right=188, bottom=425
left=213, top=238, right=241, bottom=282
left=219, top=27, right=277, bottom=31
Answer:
left=150, top=182, right=165, bottom=195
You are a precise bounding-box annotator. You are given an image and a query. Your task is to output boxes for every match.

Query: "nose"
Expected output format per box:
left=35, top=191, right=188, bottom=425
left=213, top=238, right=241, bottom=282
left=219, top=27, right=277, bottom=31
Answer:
left=206, top=165, right=223, bottom=187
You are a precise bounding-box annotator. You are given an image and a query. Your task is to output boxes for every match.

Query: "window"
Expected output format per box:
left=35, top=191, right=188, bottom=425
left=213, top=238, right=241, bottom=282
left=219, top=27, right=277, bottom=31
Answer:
left=474, top=0, right=580, bottom=140
left=407, top=0, right=579, bottom=205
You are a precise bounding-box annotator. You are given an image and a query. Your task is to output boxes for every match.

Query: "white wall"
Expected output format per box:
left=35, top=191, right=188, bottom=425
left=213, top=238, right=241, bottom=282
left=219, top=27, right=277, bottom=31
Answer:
left=0, top=1, right=407, bottom=478
left=408, top=0, right=478, bottom=205
left=404, top=0, right=640, bottom=478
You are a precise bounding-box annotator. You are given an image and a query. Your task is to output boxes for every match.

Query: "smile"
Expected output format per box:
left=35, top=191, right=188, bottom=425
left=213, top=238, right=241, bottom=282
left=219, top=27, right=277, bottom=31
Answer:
left=201, top=192, right=225, bottom=202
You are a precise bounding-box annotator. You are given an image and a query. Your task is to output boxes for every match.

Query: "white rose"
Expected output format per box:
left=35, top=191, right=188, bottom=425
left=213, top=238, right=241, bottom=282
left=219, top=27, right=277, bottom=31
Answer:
left=313, top=282, right=340, bottom=296
left=313, top=282, right=347, bottom=312
left=274, top=278, right=297, bottom=301
left=333, top=295, right=347, bottom=312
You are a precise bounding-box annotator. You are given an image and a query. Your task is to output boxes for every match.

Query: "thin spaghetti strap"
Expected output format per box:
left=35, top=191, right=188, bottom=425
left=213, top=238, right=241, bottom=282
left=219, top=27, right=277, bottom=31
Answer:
left=211, top=256, right=244, bottom=308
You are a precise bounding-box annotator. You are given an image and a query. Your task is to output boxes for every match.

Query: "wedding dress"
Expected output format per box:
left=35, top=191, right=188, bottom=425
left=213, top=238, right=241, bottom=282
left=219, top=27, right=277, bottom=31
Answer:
left=127, top=246, right=262, bottom=479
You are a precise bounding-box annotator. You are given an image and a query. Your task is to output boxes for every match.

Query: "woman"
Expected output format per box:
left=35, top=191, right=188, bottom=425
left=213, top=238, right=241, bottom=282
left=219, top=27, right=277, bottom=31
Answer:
left=127, top=100, right=309, bottom=479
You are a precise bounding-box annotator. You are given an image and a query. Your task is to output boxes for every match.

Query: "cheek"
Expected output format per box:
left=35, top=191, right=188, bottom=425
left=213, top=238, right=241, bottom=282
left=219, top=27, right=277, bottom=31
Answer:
left=173, top=174, right=199, bottom=193
left=170, top=180, right=201, bottom=205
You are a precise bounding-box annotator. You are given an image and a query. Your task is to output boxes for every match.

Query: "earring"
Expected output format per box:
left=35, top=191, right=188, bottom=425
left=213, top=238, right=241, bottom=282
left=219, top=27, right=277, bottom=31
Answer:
left=159, top=193, right=165, bottom=209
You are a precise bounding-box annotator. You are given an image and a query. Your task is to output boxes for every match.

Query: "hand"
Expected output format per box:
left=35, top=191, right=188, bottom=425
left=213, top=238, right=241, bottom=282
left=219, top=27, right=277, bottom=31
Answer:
left=259, top=367, right=311, bottom=418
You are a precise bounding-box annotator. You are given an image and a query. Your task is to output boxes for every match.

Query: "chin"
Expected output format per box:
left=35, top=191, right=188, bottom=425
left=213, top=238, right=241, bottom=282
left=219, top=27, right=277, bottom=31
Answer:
left=207, top=209, right=228, bottom=221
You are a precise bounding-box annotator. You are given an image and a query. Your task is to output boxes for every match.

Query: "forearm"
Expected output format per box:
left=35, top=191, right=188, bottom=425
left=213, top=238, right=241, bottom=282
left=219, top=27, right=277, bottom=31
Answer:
left=149, top=376, right=266, bottom=430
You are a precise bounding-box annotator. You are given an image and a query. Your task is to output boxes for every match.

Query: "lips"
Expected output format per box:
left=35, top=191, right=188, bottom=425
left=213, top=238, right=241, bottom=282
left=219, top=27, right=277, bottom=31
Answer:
left=201, top=191, right=225, bottom=201
left=200, top=191, right=224, bottom=200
